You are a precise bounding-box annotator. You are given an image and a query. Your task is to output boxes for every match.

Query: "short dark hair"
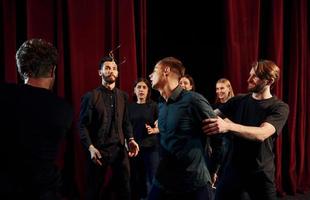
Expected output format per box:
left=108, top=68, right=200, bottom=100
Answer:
left=98, top=56, right=114, bottom=70
left=180, top=74, right=196, bottom=91
left=16, top=38, right=58, bottom=79
left=157, top=57, right=185, bottom=78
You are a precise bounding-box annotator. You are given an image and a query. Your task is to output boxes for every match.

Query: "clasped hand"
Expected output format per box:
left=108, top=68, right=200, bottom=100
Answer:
left=202, top=116, right=229, bottom=135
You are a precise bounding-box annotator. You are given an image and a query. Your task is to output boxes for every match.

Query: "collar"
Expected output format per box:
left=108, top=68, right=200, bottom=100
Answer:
left=159, top=85, right=183, bottom=103
left=100, top=85, right=116, bottom=94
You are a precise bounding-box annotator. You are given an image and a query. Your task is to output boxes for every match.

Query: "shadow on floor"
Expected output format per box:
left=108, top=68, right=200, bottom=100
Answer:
left=279, top=191, right=310, bottom=200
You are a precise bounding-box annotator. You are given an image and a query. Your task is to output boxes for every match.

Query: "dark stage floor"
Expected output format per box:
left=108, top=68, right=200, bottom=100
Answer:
left=279, top=191, right=310, bottom=200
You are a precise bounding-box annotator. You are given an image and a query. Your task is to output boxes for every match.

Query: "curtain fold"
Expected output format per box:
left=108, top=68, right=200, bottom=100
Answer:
left=223, top=0, right=310, bottom=195
left=1, top=0, right=310, bottom=197
left=136, top=0, right=148, bottom=78
left=223, top=0, right=261, bottom=94
left=285, top=0, right=310, bottom=193
left=1, top=0, right=143, bottom=198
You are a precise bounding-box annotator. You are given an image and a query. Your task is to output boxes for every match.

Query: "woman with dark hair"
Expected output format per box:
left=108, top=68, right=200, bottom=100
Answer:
left=128, top=78, right=159, bottom=200
left=179, top=74, right=195, bottom=91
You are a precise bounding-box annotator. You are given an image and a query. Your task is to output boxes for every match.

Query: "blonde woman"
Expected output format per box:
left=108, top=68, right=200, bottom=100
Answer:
left=209, top=78, right=235, bottom=190
left=215, top=78, right=234, bottom=106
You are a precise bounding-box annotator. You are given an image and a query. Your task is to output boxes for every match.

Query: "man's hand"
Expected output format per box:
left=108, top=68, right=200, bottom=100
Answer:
left=145, top=124, right=159, bottom=135
left=202, top=116, right=230, bottom=135
left=128, top=139, right=139, bottom=157
left=88, top=144, right=102, bottom=166
left=211, top=173, right=218, bottom=189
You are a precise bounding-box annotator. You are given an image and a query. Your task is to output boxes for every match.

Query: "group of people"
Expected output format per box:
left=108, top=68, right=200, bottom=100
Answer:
left=1, top=38, right=289, bottom=200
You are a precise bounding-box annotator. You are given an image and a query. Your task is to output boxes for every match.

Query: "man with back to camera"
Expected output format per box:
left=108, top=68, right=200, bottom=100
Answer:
left=0, top=38, right=73, bottom=199
left=202, top=60, right=289, bottom=200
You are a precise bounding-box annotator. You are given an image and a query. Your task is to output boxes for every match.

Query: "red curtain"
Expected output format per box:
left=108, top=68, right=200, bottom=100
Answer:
left=136, top=0, right=148, bottom=78
left=1, top=0, right=310, bottom=198
left=286, top=0, right=310, bottom=193
left=223, top=0, right=310, bottom=195
left=1, top=0, right=146, bottom=198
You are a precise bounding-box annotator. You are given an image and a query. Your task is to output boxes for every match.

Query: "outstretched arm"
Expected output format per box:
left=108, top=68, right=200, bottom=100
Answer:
left=202, top=116, right=276, bottom=142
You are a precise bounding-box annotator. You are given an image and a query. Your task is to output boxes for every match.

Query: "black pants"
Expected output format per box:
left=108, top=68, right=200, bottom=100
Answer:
left=215, top=166, right=278, bottom=200
left=148, top=183, right=213, bottom=200
left=84, top=146, right=131, bottom=200
left=130, top=147, right=160, bottom=200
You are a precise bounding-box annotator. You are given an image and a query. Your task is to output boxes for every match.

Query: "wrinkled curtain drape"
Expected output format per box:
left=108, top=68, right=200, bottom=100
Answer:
left=1, top=0, right=310, bottom=198
left=222, top=0, right=310, bottom=195
left=1, top=0, right=146, bottom=198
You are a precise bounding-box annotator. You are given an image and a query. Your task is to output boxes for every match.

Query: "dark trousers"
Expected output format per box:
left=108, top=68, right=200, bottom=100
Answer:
left=84, top=146, right=131, bottom=200
left=215, top=165, right=278, bottom=200
left=130, top=147, right=159, bottom=200
left=148, top=184, right=213, bottom=200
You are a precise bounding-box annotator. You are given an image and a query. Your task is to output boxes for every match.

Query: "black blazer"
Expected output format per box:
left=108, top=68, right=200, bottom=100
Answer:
left=79, top=86, right=133, bottom=150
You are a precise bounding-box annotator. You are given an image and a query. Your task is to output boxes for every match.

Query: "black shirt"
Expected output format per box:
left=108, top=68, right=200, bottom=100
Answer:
left=154, top=86, right=217, bottom=193
left=97, top=87, right=119, bottom=147
left=0, top=83, right=73, bottom=198
left=220, top=94, right=289, bottom=177
left=128, top=101, right=158, bottom=148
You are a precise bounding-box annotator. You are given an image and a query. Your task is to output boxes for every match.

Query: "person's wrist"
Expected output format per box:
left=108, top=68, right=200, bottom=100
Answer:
left=128, top=137, right=135, bottom=142
left=88, top=144, right=95, bottom=151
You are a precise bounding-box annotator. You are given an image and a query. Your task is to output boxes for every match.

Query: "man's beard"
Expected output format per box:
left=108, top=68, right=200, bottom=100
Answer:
left=103, top=74, right=116, bottom=84
left=248, top=81, right=267, bottom=93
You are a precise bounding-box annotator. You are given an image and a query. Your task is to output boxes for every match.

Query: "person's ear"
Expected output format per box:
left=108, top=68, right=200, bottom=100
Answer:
left=163, top=66, right=170, bottom=76
left=267, top=78, right=274, bottom=85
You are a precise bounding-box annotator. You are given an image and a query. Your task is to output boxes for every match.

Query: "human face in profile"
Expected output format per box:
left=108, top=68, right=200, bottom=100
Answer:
left=149, top=63, right=165, bottom=90
left=247, top=67, right=268, bottom=93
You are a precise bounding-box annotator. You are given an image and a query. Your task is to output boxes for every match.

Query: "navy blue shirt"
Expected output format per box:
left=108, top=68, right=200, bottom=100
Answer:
left=154, top=86, right=217, bottom=193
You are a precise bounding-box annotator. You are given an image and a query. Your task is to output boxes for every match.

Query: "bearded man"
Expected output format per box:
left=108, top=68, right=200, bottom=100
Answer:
left=79, top=56, right=139, bottom=200
left=202, top=60, right=289, bottom=200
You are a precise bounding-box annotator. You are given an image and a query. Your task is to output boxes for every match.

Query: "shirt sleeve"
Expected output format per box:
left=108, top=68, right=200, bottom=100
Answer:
left=122, top=93, right=134, bottom=140
left=192, top=93, right=217, bottom=121
left=192, top=92, right=223, bottom=174
left=79, top=91, right=94, bottom=150
left=265, top=101, right=289, bottom=135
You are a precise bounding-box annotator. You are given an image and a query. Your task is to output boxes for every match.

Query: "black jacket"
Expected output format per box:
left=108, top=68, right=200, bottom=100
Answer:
left=79, top=86, right=133, bottom=150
